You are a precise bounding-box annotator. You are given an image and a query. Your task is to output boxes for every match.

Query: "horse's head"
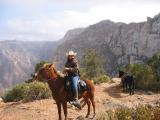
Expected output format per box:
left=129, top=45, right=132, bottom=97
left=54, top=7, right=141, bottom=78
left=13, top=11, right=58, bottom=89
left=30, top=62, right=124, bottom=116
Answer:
left=119, top=70, right=125, bottom=78
left=36, top=63, right=59, bottom=82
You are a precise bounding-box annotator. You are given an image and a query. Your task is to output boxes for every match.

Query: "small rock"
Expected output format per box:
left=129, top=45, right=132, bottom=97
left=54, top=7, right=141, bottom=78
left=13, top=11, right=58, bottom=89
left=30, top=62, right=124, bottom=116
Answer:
left=41, top=112, right=49, bottom=116
left=37, top=111, right=40, bottom=113
left=146, top=91, right=154, bottom=95
left=18, top=106, right=29, bottom=109
left=155, top=101, right=158, bottom=104
left=137, top=97, right=141, bottom=100
left=76, top=116, right=85, bottom=120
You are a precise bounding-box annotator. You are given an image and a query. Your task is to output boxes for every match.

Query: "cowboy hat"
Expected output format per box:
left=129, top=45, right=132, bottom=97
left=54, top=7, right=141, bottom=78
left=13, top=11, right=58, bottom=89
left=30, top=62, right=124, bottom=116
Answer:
left=66, top=50, right=77, bottom=56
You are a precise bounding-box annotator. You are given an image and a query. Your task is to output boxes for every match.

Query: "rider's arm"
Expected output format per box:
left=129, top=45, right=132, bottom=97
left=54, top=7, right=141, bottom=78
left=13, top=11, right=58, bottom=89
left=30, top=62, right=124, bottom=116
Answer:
left=64, top=60, right=79, bottom=74
left=70, top=60, right=79, bottom=73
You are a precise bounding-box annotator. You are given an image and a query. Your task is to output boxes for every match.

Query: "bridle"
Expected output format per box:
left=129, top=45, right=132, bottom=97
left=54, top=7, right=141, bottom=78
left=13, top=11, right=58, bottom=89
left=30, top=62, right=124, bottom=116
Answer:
left=45, top=67, right=59, bottom=82
left=37, top=64, right=60, bottom=82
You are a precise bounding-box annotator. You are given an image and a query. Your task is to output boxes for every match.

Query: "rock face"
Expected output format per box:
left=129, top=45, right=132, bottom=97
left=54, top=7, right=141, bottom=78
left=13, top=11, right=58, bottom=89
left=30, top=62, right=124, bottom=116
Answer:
left=0, top=40, right=58, bottom=88
left=55, top=13, right=160, bottom=75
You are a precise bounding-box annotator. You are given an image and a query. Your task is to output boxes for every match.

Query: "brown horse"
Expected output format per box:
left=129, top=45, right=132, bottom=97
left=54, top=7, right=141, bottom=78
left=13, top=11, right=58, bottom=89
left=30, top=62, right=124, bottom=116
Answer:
left=36, top=63, right=95, bottom=120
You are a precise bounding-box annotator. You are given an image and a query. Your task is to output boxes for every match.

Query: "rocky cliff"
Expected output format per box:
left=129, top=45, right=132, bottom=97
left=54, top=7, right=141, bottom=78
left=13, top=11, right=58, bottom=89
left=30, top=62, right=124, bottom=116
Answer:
left=0, top=40, right=58, bottom=89
left=55, top=13, right=160, bottom=75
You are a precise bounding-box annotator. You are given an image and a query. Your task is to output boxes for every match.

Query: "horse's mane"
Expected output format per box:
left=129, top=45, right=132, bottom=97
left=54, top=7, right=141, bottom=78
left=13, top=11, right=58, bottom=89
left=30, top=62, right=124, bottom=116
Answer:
left=51, top=66, right=66, bottom=78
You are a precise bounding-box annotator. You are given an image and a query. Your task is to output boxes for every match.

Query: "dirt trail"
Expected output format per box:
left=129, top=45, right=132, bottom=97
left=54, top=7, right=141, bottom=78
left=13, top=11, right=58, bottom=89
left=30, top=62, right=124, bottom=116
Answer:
left=0, top=78, right=160, bottom=120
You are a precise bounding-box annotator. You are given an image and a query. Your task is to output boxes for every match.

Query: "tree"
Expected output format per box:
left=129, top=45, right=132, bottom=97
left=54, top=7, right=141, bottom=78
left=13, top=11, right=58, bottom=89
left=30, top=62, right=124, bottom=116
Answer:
left=81, top=49, right=105, bottom=80
left=0, top=83, right=4, bottom=97
left=25, top=61, right=48, bottom=83
left=147, top=54, right=160, bottom=82
left=122, top=64, right=155, bottom=90
left=35, top=61, right=48, bottom=72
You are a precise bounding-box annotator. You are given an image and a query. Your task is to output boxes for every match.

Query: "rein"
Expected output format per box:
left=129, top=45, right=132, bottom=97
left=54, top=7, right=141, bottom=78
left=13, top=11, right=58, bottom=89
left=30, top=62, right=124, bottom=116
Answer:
left=46, top=78, right=53, bottom=82
left=46, top=75, right=59, bottom=82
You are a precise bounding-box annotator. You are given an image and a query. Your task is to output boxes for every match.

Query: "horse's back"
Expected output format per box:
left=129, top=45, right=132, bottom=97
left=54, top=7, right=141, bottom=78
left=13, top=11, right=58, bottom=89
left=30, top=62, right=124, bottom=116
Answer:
left=126, top=74, right=134, bottom=84
left=83, top=79, right=95, bottom=92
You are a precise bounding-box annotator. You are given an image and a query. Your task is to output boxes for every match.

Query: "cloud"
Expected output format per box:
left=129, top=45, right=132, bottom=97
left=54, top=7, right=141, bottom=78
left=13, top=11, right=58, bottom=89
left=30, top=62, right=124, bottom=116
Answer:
left=3, top=18, right=63, bottom=41
left=64, top=3, right=160, bottom=24
left=1, top=0, right=160, bottom=41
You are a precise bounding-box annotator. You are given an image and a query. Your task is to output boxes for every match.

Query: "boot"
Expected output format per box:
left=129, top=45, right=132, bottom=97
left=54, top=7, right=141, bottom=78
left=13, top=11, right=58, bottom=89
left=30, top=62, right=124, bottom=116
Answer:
left=72, top=98, right=81, bottom=109
left=72, top=90, right=81, bottom=109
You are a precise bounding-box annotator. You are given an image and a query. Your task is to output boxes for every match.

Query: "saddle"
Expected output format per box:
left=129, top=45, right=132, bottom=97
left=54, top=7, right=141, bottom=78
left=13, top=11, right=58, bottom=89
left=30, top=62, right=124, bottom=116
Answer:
left=64, top=76, right=87, bottom=94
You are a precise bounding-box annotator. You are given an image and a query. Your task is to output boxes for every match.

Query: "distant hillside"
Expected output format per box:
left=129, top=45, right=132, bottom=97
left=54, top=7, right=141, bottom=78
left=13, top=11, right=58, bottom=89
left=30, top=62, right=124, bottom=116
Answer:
left=54, top=13, right=160, bottom=75
left=0, top=40, right=58, bottom=89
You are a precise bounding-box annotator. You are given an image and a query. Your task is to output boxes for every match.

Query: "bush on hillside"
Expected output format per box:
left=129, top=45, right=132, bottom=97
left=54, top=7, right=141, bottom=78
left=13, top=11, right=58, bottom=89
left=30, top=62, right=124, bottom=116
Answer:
left=80, top=48, right=110, bottom=84
left=122, top=64, right=156, bottom=90
left=4, top=81, right=52, bottom=102
left=147, top=54, right=160, bottom=82
left=96, top=105, right=160, bottom=120
left=81, top=49, right=105, bottom=78
left=93, top=75, right=110, bottom=84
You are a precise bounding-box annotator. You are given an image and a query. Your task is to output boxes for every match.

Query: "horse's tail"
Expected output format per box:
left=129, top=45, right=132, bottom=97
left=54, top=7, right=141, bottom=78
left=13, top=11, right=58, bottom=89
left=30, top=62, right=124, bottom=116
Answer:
left=84, top=79, right=95, bottom=92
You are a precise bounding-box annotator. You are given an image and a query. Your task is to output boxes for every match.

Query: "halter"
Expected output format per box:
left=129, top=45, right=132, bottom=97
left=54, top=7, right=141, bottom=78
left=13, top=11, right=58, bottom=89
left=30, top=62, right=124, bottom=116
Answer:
left=45, top=75, right=59, bottom=82
left=38, top=64, right=60, bottom=82
left=45, top=78, right=52, bottom=82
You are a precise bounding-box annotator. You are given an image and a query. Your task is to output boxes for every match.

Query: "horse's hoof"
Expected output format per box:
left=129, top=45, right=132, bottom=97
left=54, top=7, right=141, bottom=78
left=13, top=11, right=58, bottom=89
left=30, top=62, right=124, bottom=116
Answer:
left=92, top=114, right=96, bottom=119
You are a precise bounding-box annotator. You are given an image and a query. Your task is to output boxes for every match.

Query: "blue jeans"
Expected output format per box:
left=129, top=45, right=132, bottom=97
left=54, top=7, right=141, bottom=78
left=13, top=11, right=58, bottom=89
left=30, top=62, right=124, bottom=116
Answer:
left=70, top=75, right=80, bottom=92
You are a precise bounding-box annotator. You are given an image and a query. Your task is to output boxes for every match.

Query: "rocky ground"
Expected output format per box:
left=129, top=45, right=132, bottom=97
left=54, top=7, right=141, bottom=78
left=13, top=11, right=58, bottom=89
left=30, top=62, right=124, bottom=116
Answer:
left=0, top=78, right=160, bottom=120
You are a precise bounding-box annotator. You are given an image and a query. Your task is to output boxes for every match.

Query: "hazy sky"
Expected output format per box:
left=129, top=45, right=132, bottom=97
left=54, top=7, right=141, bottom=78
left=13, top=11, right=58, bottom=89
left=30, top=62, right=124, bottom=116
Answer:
left=0, top=0, right=160, bottom=41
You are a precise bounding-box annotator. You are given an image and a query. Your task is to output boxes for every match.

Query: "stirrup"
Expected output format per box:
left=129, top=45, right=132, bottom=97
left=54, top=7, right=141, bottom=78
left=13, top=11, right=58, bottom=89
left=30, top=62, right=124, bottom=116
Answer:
left=71, top=99, right=81, bottom=109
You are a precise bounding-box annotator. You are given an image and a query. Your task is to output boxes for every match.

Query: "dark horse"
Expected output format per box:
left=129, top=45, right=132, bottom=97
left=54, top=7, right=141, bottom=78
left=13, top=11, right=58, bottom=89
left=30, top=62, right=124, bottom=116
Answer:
left=36, top=63, right=95, bottom=120
left=119, top=70, right=135, bottom=95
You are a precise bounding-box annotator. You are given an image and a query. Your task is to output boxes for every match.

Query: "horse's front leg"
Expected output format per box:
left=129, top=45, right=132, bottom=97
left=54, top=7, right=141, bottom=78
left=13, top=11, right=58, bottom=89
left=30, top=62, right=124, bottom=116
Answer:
left=62, top=102, right=67, bottom=120
left=122, top=82, right=125, bottom=92
left=132, top=82, right=135, bottom=95
left=56, top=102, right=62, bottom=120
left=129, top=84, right=132, bottom=95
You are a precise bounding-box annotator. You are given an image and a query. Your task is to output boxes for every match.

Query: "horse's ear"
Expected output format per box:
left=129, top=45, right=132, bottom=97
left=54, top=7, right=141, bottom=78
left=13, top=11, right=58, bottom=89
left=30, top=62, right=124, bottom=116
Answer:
left=43, top=63, right=47, bottom=68
left=43, top=63, right=52, bottom=68
left=48, top=63, right=54, bottom=68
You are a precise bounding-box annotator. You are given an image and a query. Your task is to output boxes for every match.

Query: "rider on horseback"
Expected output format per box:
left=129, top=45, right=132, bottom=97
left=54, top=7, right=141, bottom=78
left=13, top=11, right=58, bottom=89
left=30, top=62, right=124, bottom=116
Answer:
left=64, top=50, right=81, bottom=108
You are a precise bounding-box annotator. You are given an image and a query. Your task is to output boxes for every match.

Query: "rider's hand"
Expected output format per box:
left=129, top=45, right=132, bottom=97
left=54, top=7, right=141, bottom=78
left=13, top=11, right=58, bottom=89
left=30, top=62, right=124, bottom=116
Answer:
left=65, top=67, right=70, bottom=70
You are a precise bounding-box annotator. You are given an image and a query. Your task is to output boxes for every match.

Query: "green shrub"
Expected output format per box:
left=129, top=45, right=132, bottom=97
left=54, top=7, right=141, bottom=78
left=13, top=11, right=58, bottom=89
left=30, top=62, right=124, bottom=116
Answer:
left=96, top=105, right=160, bottom=120
left=121, top=53, right=160, bottom=91
left=96, top=111, right=117, bottom=120
left=80, top=48, right=105, bottom=79
left=133, top=106, right=153, bottom=120
left=116, top=108, right=133, bottom=120
left=122, top=64, right=155, bottom=90
left=35, top=61, right=48, bottom=72
left=147, top=54, right=160, bottom=91
left=147, top=54, right=160, bottom=82
left=4, top=81, right=52, bottom=102
left=94, top=75, right=110, bottom=84
left=152, top=106, right=160, bottom=120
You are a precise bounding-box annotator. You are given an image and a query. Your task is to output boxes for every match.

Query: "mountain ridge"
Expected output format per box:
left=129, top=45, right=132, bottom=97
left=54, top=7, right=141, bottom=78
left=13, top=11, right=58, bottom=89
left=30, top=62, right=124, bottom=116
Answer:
left=54, top=13, right=160, bottom=75
left=0, top=40, right=58, bottom=89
